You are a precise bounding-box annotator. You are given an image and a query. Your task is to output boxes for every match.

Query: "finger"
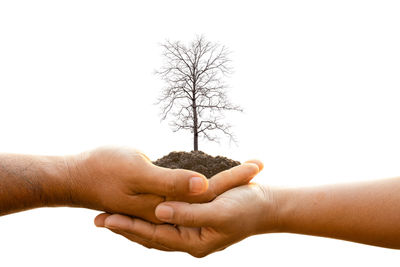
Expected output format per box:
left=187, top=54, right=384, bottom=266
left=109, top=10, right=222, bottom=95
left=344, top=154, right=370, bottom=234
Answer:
left=95, top=212, right=170, bottom=251
left=136, top=164, right=209, bottom=198
left=244, top=159, right=264, bottom=172
left=107, top=228, right=173, bottom=252
left=123, top=193, right=165, bottom=224
left=155, top=201, right=217, bottom=227
left=104, top=214, right=190, bottom=252
left=96, top=193, right=165, bottom=224
left=94, top=213, right=112, bottom=227
left=209, top=162, right=261, bottom=197
left=184, top=161, right=261, bottom=203
left=135, top=150, right=151, bottom=162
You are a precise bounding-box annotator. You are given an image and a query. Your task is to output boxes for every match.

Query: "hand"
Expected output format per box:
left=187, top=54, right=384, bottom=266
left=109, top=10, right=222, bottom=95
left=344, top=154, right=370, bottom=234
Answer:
left=66, top=146, right=261, bottom=223
left=95, top=170, right=278, bottom=257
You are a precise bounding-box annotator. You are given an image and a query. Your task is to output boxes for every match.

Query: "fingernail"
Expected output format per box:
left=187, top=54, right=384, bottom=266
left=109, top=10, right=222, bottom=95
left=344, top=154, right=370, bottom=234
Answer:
left=155, top=205, right=174, bottom=221
left=189, top=177, right=206, bottom=194
left=104, top=217, right=117, bottom=229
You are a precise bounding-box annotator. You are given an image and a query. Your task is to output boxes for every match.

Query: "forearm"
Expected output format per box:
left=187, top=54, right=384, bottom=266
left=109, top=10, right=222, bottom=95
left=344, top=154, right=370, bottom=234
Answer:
left=272, top=178, right=400, bottom=249
left=0, top=153, right=74, bottom=215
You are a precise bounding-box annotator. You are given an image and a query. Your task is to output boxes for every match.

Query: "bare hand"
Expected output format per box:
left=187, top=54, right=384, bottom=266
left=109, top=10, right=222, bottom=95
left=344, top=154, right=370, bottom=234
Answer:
left=67, top=146, right=261, bottom=223
left=94, top=164, right=277, bottom=257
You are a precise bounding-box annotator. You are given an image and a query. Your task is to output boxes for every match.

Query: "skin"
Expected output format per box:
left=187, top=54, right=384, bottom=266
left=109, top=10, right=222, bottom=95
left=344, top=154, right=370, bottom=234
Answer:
left=96, top=176, right=400, bottom=257
left=0, top=146, right=261, bottom=223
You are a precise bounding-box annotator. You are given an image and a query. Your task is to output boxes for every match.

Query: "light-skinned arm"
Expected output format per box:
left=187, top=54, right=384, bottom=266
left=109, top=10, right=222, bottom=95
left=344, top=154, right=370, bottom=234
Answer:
left=0, top=146, right=261, bottom=223
left=97, top=176, right=400, bottom=257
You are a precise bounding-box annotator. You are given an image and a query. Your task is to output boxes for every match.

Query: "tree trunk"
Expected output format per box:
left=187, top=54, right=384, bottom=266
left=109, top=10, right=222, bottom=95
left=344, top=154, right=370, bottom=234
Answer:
left=194, top=131, right=198, bottom=151
left=192, top=76, right=199, bottom=151
left=193, top=102, right=198, bottom=151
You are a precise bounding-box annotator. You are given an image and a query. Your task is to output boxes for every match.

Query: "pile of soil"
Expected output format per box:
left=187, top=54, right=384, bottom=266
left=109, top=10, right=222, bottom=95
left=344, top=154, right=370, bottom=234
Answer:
left=153, top=151, right=240, bottom=178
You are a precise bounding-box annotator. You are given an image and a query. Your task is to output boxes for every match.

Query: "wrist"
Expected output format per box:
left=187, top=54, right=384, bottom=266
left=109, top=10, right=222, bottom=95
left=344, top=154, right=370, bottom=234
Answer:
left=271, top=186, right=302, bottom=234
left=258, top=185, right=293, bottom=234
left=34, top=155, right=77, bottom=207
left=61, top=152, right=102, bottom=210
left=42, top=152, right=98, bottom=209
left=250, top=184, right=281, bottom=235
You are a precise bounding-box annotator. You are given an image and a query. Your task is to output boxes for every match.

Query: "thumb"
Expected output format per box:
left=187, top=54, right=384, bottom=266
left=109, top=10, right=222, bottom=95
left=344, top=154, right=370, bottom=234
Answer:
left=137, top=164, right=209, bottom=197
left=155, top=201, right=217, bottom=227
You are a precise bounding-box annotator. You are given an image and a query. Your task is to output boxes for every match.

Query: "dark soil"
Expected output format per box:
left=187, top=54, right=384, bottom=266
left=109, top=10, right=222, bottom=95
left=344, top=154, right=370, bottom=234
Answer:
left=153, top=151, right=241, bottom=178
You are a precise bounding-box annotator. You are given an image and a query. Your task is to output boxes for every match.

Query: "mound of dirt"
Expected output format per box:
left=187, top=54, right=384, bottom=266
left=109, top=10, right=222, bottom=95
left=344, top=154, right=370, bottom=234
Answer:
left=153, top=151, right=240, bottom=178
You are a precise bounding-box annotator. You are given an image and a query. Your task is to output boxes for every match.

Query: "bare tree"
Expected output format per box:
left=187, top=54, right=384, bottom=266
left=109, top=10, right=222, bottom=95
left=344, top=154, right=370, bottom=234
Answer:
left=156, top=36, right=242, bottom=151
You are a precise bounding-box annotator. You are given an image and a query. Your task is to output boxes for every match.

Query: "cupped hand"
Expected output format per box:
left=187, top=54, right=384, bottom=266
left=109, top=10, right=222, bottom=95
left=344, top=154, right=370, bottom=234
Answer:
left=66, top=146, right=261, bottom=223
left=95, top=174, right=279, bottom=257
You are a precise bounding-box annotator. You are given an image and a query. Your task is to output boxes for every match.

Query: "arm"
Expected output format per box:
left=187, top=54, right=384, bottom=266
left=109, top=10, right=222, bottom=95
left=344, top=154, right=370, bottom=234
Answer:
left=276, top=177, right=400, bottom=249
left=0, top=147, right=261, bottom=222
left=0, top=153, right=72, bottom=215
left=99, top=176, right=400, bottom=257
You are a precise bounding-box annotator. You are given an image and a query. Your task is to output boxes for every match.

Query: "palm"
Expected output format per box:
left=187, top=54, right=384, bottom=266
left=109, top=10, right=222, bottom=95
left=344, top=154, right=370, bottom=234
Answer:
left=173, top=184, right=268, bottom=251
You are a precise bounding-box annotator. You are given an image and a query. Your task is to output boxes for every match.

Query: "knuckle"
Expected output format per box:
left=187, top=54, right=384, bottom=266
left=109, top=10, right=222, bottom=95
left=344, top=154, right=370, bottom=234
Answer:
left=164, top=175, right=178, bottom=197
left=191, top=247, right=209, bottom=258
left=130, top=153, right=149, bottom=167
left=217, top=245, right=229, bottom=252
left=141, top=242, right=153, bottom=249
left=183, top=208, right=196, bottom=226
left=191, top=252, right=206, bottom=258
left=135, top=152, right=151, bottom=163
left=209, top=184, right=218, bottom=200
left=132, top=149, right=150, bottom=160
left=149, top=225, right=158, bottom=243
left=209, top=169, right=233, bottom=197
left=221, top=168, right=233, bottom=179
left=126, top=218, right=137, bottom=232
left=187, top=239, right=212, bottom=258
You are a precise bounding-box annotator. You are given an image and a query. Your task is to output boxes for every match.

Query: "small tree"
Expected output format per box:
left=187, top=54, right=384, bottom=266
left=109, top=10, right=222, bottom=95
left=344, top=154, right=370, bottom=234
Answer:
left=156, top=36, right=242, bottom=151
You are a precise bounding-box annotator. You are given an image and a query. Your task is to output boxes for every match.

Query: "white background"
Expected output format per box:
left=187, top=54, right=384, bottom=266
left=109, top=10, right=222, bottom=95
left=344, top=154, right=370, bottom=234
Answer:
left=1, top=0, right=400, bottom=266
